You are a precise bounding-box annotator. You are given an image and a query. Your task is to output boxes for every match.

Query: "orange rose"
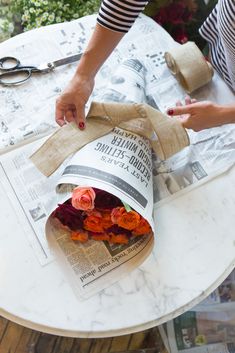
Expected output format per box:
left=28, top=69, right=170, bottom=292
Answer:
left=111, top=207, right=123, bottom=224
left=91, top=233, right=110, bottom=241
left=84, top=214, right=104, bottom=233
left=85, top=209, right=102, bottom=218
left=71, top=230, right=89, bottom=242
left=100, top=210, right=113, bottom=230
left=109, top=233, right=128, bottom=244
left=132, top=217, right=151, bottom=236
left=71, top=186, right=96, bottom=211
left=111, top=207, right=140, bottom=230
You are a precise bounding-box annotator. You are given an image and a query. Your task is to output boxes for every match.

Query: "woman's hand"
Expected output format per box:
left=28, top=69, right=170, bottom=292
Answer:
left=167, top=100, right=226, bottom=131
left=55, top=23, right=125, bottom=130
left=55, top=73, right=95, bottom=129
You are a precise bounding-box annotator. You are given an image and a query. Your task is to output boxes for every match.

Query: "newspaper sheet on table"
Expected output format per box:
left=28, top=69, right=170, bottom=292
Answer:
left=0, top=13, right=235, bottom=297
left=0, top=14, right=178, bottom=153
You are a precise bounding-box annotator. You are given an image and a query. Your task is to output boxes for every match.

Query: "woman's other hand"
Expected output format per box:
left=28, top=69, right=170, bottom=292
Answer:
left=167, top=99, right=226, bottom=131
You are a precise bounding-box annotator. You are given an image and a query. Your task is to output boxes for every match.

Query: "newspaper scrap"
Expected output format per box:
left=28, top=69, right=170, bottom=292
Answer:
left=167, top=310, right=235, bottom=353
left=157, top=270, right=235, bottom=353
left=165, top=269, right=235, bottom=353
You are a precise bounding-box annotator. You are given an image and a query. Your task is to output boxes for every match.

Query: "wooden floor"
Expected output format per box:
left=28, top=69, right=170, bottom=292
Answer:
left=0, top=316, right=166, bottom=353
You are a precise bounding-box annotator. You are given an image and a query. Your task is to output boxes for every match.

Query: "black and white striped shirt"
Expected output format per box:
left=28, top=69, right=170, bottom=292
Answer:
left=97, top=0, right=235, bottom=90
left=199, top=0, right=235, bottom=90
left=97, top=0, right=149, bottom=33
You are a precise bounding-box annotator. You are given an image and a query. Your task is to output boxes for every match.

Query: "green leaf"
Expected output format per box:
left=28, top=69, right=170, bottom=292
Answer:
left=122, top=201, right=132, bottom=212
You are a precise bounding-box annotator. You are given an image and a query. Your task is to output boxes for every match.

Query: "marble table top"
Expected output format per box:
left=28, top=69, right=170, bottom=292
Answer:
left=0, top=15, right=234, bottom=338
left=0, top=163, right=234, bottom=337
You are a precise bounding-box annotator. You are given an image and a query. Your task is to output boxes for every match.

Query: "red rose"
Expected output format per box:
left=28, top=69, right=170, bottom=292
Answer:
left=154, top=8, right=168, bottom=25
left=173, top=26, right=188, bottom=44
left=167, top=2, right=187, bottom=25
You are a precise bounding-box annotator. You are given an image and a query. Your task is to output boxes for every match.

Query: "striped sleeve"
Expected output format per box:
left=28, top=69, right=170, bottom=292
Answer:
left=97, top=0, right=149, bottom=33
left=199, top=0, right=235, bottom=90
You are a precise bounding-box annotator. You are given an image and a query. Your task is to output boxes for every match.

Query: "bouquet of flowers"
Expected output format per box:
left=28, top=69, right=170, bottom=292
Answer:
left=144, top=0, right=218, bottom=49
left=41, top=119, right=156, bottom=299
left=52, top=186, right=152, bottom=245
left=150, top=0, right=198, bottom=44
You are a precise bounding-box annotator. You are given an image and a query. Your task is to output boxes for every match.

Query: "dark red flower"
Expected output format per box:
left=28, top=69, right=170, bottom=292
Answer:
left=167, top=2, right=187, bottom=25
left=173, top=26, right=188, bottom=44
left=94, top=188, right=122, bottom=209
left=182, top=8, right=193, bottom=22
left=52, top=200, right=84, bottom=231
left=154, top=1, right=194, bottom=28
left=106, top=224, right=132, bottom=237
left=154, top=7, right=168, bottom=25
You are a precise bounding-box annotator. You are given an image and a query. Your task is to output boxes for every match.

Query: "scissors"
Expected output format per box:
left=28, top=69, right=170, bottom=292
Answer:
left=0, top=53, right=83, bottom=86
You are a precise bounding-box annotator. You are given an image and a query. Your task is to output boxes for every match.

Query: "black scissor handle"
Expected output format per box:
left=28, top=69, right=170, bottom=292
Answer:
left=0, top=56, right=21, bottom=71
left=0, top=69, right=32, bottom=86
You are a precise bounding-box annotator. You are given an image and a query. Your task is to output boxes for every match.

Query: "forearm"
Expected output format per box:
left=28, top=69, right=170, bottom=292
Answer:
left=75, top=0, right=149, bottom=79
left=56, top=0, right=149, bottom=127
left=75, top=24, right=125, bottom=79
left=218, top=104, right=235, bottom=125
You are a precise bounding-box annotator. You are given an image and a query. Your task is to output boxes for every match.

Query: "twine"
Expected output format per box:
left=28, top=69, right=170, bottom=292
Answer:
left=164, top=42, right=213, bottom=93
left=30, top=101, right=189, bottom=176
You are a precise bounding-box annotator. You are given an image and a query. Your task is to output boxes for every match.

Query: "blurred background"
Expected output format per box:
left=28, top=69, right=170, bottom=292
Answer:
left=0, top=0, right=217, bottom=49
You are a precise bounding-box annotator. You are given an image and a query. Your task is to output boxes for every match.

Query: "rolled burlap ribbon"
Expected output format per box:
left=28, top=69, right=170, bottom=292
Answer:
left=30, top=101, right=189, bottom=177
left=164, top=41, right=213, bottom=93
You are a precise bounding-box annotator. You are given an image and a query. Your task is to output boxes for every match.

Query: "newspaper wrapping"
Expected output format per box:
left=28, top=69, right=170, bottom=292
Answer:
left=45, top=125, right=156, bottom=300
left=28, top=36, right=190, bottom=299
left=35, top=51, right=188, bottom=299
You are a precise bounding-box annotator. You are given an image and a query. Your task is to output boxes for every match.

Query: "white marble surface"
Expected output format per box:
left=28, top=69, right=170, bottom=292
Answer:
left=0, top=165, right=234, bottom=337
left=0, top=14, right=235, bottom=338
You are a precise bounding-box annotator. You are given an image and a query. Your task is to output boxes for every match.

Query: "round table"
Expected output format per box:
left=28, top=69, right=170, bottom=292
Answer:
left=0, top=14, right=234, bottom=339
left=0, top=163, right=234, bottom=337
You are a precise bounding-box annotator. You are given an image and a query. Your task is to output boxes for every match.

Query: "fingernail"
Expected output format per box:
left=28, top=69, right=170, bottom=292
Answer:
left=79, top=122, right=85, bottom=129
left=167, top=109, right=174, bottom=115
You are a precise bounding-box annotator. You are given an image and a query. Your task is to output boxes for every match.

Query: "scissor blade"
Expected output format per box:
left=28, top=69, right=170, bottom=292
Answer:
left=37, top=53, right=83, bottom=72
left=51, top=53, right=83, bottom=68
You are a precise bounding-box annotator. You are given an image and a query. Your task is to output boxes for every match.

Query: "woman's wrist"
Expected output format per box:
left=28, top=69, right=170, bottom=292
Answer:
left=74, top=24, right=125, bottom=80
left=217, top=104, right=235, bottom=125
left=75, top=51, right=100, bottom=79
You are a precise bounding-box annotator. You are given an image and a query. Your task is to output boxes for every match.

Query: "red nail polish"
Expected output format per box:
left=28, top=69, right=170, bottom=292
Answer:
left=79, top=122, right=85, bottom=129
left=167, top=109, right=174, bottom=115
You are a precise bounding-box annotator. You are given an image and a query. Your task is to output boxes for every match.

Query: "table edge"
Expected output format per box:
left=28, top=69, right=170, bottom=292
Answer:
left=0, top=260, right=234, bottom=338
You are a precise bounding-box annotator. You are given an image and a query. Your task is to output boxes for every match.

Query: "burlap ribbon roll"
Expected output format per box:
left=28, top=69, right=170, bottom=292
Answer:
left=164, top=41, right=214, bottom=93
left=30, top=101, right=189, bottom=177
